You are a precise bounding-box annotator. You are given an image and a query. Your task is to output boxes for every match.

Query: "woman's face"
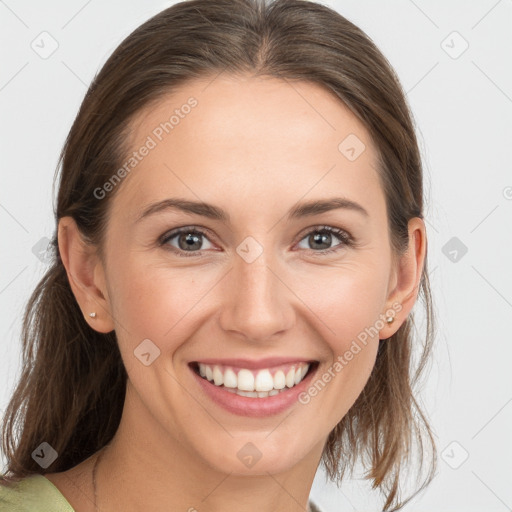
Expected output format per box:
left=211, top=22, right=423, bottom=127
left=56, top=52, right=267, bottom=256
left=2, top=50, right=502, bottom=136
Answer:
left=97, top=74, right=401, bottom=475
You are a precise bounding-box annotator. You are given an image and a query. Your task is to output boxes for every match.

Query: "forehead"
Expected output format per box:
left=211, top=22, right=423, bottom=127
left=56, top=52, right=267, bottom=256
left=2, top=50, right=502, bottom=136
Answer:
left=111, top=73, right=384, bottom=222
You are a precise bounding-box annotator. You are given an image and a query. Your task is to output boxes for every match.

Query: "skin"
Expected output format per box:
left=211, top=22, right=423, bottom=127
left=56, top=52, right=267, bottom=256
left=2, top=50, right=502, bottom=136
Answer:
left=48, top=73, right=426, bottom=512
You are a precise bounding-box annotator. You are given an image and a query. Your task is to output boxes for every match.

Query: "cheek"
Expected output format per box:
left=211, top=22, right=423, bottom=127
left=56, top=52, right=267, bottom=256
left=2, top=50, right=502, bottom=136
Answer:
left=290, top=261, right=387, bottom=418
left=108, top=248, right=389, bottom=346
left=293, top=260, right=389, bottom=346
left=106, top=252, right=219, bottom=354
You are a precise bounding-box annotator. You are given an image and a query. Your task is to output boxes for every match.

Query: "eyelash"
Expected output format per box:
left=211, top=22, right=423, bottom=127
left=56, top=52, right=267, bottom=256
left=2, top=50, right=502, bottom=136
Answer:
left=158, top=225, right=355, bottom=258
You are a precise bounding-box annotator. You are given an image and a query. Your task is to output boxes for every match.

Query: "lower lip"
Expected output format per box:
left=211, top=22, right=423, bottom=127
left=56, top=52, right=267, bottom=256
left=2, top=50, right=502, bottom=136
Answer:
left=189, top=363, right=318, bottom=417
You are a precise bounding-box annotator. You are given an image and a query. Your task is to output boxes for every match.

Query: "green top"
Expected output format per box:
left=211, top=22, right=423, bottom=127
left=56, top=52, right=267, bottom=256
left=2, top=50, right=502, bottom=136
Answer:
left=0, top=474, right=323, bottom=511
left=0, top=475, right=74, bottom=511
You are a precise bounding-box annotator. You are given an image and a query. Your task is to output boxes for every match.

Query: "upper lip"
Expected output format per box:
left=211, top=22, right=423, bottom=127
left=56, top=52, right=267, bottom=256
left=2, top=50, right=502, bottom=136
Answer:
left=191, top=357, right=318, bottom=370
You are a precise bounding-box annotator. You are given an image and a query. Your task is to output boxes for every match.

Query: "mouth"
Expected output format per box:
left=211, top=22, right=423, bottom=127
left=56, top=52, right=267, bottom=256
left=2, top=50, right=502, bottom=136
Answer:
left=188, top=359, right=319, bottom=398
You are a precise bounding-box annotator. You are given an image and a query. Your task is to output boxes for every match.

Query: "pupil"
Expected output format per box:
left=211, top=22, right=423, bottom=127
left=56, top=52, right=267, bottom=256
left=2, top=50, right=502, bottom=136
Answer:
left=180, top=233, right=201, bottom=250
left=177, top=231, right=332, bottom=252
left=312, top=232, right=330, bottom=249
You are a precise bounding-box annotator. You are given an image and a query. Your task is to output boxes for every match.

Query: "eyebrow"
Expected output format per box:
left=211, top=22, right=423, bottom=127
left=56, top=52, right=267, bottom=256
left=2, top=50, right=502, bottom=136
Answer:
left=135, top=196, right=369, bottom=224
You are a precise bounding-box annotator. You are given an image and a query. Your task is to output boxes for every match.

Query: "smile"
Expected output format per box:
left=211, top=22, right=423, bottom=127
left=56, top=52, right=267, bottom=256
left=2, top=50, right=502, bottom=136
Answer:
left=189, top=360, right=319, bottom=417
left=193, top=360, right=314, bottom=396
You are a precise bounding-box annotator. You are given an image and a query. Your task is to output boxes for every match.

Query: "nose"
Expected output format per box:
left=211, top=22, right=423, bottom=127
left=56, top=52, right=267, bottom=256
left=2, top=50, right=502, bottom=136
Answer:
left=218, top=249, right=295, bottom=343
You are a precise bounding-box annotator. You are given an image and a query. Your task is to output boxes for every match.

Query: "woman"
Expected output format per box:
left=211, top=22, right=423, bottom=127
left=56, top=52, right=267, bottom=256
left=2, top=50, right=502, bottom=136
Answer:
left=0, top=0, right=437, bottom=510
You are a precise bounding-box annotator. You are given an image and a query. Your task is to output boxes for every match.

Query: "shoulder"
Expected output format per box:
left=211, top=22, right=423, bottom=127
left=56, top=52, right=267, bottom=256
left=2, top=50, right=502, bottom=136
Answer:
left=0, top=474, right=75, bottom=511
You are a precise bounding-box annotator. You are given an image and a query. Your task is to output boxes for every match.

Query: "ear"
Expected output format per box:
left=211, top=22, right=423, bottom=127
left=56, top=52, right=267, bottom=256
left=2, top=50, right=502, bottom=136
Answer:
left=57, top=216, right=115, bottom=333
left=379, top=217, right=427, bottom=340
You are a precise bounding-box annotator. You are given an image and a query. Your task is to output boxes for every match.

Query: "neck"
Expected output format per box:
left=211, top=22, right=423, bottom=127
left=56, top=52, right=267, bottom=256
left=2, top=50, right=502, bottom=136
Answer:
left=95, top=381, right=325, bottom=512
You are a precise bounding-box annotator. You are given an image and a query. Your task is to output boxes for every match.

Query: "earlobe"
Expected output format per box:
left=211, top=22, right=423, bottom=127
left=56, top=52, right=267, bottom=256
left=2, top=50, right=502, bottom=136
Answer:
left=379, top=217, right=427, bottom=339
left=57, top=217, right=115, bottom=333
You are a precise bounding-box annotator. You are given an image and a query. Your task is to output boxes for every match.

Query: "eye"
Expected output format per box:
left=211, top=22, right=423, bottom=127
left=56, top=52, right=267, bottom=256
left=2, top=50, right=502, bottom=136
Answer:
left=160, top=227, right=215, bottom=257
left=159, top=225, right=354, bottom=258
left=295, top=225, right=354, bottom=255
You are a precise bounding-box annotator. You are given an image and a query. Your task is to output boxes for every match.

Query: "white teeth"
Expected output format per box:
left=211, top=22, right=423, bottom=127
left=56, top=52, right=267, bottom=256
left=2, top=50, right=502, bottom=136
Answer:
left=273, top=370, right=286, bottom=389
left=213, top=365, right=224, bottom=386
left=225, top=387, right=286, bottom=397
left=285, top=368, right=295, bottom=388
left=237, top=369, right=255, bottom=391
left=223, top=368, right=237, bottom=388
left=196, top=362, right=312, bottom=395
left=238, top=390, right=258, bottom=397
left=254, top=369, right=274, bottom=392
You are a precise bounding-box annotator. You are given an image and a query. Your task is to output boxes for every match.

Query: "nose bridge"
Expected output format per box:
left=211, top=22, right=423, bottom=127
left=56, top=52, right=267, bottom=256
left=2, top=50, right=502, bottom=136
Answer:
left=219, top=240, right=293, bottom=340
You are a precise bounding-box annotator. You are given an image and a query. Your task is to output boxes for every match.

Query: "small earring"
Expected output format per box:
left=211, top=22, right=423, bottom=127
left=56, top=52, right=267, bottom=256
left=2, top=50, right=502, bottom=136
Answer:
left=385, top=316, right=394, bottom=324
left=89, top=312, right=97, bottom=318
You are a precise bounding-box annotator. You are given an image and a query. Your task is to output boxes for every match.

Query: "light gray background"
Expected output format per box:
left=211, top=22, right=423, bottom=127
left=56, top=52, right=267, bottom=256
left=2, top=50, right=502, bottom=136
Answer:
left=1, top=1, right=511, bottom=510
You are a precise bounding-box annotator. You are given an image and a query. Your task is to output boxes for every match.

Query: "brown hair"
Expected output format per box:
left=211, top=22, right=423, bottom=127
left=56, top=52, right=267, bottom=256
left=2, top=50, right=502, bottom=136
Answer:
left=1, top=0, right=437, bottom=509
